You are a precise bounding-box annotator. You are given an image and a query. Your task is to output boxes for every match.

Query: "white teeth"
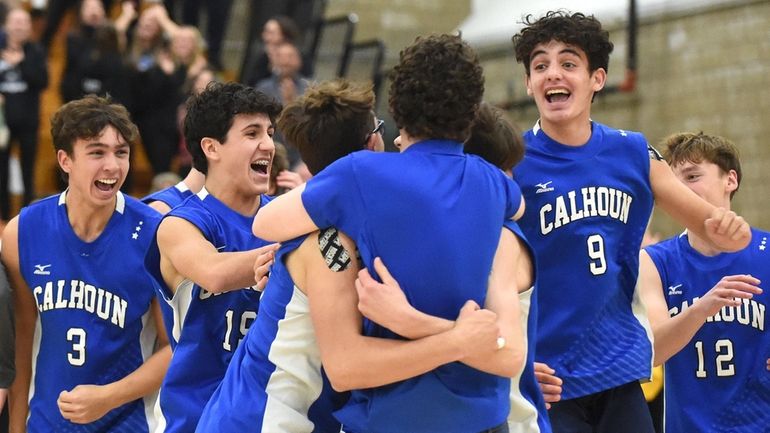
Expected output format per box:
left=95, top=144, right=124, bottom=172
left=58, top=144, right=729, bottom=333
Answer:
left=546, top=89, right=570, bottom=96
left=253, top=160, right=269, bottom=166
left=97, top=179, right=117, bottom=184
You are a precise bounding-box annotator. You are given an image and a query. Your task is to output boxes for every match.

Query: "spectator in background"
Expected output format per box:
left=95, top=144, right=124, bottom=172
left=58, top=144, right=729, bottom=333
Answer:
left=40, top=0, right=114, bottom=49
left=267, top=142, right=303, bottom=196
left=0, top=8, right=48, bottom=221
left=60, top=0, right=134, bottom=105
left=174, top=67, right=216, bottom=176
left=168, top=0, right=231, bottom=70
left=245, top=16, right=313, bottom=86
left=126, top=6, right=185, bottom=176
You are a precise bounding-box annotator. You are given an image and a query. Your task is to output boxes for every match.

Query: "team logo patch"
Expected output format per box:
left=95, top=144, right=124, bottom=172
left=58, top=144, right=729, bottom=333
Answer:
left=33, top=264, right=51, bottom=275
left=535, top=181, right=555, bottom=194
left=668, top=283, right=683, bottom=295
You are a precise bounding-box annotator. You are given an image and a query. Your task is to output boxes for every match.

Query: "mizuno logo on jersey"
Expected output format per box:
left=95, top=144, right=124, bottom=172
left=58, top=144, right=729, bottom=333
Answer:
left=535, top=181, right=555, bottom=194
left=33, top=264, right=51, bottom=275
left=538, top=186, right=633, bottom=235
left=668, top=284, right=683, bottom=295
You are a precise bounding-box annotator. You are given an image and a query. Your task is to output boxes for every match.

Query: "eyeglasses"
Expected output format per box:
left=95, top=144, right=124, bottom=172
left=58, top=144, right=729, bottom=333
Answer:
left=372, top=119, right=385, bottom=136
left=364, top=119, right=385, bottom=145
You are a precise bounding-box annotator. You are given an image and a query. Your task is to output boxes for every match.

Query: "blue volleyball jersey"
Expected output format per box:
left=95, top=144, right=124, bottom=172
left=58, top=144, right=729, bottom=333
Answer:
left=513, top=121, right=654, bottom=399
left=150, top=189, right=272, bottom=433
left=18, top=191, right=161, bottom=433
left=197, top=234, right=345, bottom=433
left=644, top=228, right=770, bottom=433
left=503, top=221, right=552, bottom=433
left=140, top=181, right=194, bottom=210
left=301, top=140, right=522, bottom=433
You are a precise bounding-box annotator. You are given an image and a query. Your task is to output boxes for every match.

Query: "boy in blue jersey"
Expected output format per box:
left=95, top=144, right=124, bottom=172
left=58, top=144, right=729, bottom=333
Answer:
left=146, top=82, right=280, bottom=433
left=639, top=132, right=770, bottom=433
left=142, top=168, right=205, bottom=214
left=252, top=34, right=527, bottom=433
left=511, top=11, right=751, bottom=432
left=1, top=95, right=170, bottom=432
left=199, top=79, right=514, bottom=433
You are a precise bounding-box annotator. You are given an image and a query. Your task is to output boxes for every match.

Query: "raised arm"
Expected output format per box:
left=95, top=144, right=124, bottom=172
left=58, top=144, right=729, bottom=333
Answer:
left=650, top=159, right=750, bottom=252
left=638, top=250, right=761, bottom=365
left=252, top=184, right=319, bottom=242
left=157, top=216, right=279, bottom=293
left=301, top=231, right=502, bottom=392
left=1, top=217, right=35, bottom=433
left=57, top=299, right=172, bottom=424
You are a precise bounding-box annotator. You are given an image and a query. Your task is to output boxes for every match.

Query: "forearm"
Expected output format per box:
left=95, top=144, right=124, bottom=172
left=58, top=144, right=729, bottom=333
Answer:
left=324, top=331, right=463, bottom=392
left=102, top=345, right=171, bottom=408
left=390, top=307, right=453, bottom=339
left=196, top=250, right=261, bottom=293
left=653, top=306, right=709, bottom=365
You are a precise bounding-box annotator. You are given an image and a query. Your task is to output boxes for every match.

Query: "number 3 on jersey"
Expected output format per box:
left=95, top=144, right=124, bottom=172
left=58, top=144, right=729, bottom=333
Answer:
left=67, top=328, right=86, bottom=366
left=587, top=234, right=607, bottom=275
left=223, top=310, right=257, bottom=351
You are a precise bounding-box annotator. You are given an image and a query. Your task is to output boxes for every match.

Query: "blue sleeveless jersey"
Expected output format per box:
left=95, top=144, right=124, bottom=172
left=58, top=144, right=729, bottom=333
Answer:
left=197, top=234, right=345, bottom=433
left=301, top=140, right=522, bottom=433
left=140, top=181, right=194, bottom=210
left=645, top=229, right=770, bottom=433
left=503, top=221, right=552, bottom=433
left=18, top=191, right=161, bottom=432
left=149, top=189, right=272, bottom=433
left=513, top=121, right=654, bottom=399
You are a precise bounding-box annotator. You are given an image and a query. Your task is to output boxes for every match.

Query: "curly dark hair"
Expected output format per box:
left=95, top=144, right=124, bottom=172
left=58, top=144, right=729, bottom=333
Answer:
left=278, top=79, right=374, bottom=175
left=51, top=94, right=138, bottom=155
left=184, top=82, right=282, bottom=174
left=512, top=11, right=614, bottom=76
left=464, top=102, right=523, bottom=172
left=389, top=34, right=483, bottom=143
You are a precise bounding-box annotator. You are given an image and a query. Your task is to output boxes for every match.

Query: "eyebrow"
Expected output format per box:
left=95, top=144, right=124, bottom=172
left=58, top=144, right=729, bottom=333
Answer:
left=531, top=47, right=583, bottom=60
left=85, top=141, right=129, bottom=149
left=241, top=122, right=274, bottom=132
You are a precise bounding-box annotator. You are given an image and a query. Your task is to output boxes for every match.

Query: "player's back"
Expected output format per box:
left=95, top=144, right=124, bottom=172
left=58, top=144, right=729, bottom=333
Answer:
left=302, top=139, right=522, bottom=433
left=150, top=189, right=272, bottom=433
left=514, top=121, right=655, bottom=399
left=645, top=228, right=770, bottom=433
left=19, top=191, right=161, bottom=432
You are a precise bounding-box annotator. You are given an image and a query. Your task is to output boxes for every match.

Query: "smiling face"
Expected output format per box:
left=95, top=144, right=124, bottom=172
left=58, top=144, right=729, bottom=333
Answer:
left=672, top=160, right=737, bottom=209
left=211, top=113, right=275, bottom=196
left=525, top=40, right=606, bottom=132
left=58, top=125, right=129, bottom=206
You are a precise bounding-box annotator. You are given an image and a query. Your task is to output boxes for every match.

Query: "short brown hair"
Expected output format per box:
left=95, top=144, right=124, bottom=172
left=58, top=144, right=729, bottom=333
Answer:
left=464, top=102, right=523, bottom=172
left=660, top=131, right=742, bottom=198
left=389, top=34, right=483, bottom=143
left=277, top=79, right=374, bottom=175
left=51, top=95, right=138, bottom=155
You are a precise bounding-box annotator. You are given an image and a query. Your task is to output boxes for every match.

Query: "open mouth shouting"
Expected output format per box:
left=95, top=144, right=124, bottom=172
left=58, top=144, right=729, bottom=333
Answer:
left=250, top=158, right=270, bottom=176
left=94, top=178, right=118, bottom=192
left=545, top=88, right=571, bottom=104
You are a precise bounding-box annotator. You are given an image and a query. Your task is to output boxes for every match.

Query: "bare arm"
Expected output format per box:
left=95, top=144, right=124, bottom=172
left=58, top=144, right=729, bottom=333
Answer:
left=356, top=228, right=528, bottom=377
left=2, top=217, right=34, bottom=433
left=298, top=233, right=502, bottom=392
left=252, top=184, right=319, bottom=242
left=157, top=216, right=279, bottom=293
left=639, top=250, right=761, bottom=365
left=651, top=159, right=750, bottom=252
left=57, top=299, right=172, bottom=424
left=148, top=200, right=172, bottom=215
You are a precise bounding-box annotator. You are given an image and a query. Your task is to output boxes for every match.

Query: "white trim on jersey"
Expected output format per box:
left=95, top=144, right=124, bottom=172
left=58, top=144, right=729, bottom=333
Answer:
left=262, top=285, right=324, bottom=433
left=139, top=308, right=160, bottom=432
left=174, top=181, right=190, bottom=193
left=26, top=316, right=42, bottom=424
left=169, top=279, right=195, bottom=343
left=196, top=187, right=209, bottom=201
left=508, top=286, right=542, bottom=433
left=57, top=190, right=126, bottom=214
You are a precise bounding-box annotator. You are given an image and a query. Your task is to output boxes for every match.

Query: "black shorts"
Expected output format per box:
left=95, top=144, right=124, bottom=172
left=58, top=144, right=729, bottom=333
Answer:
left=548, top=380, right=654, bottom=433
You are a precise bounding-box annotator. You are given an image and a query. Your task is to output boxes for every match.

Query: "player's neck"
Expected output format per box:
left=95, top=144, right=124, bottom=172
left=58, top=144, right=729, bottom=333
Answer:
left=687, top=231, right=723, bottom=257
left=539, top=117, right=592, bottom=147
left=65, top=190, right=115, bottom=242
left=182, top=168, right=205, bottom=194
left=204, top=179, right=263, bottom=217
